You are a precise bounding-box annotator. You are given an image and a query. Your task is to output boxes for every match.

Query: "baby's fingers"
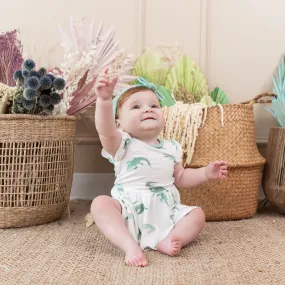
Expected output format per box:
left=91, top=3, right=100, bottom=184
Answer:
left=110, top=76, right=118, bottom=87
left=219, top=169, right=227, bottom=178
left=97, top=78, right=109, bottom=84
left=103, top=66, right=109, bottom=74
left=98, top=73, right=109, bottom=81
left=95, top=82, right=106, bottom=89
left=214, top=160, right=227, bottom=167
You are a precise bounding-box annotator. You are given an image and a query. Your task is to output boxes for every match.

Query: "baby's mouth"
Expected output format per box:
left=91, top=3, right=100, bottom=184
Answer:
left=142, top=117, right=155, bottom=121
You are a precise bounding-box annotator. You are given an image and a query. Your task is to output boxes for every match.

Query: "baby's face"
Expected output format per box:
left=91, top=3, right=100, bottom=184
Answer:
left=117, top=90, right=165, bottom=139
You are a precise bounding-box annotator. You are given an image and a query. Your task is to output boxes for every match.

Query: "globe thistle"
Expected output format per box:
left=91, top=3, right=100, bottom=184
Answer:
left=39, top=94, right=51, bottom=107
left=46, top=73, right=55, bottom=82
left=38, top=67, right=47, bottom=77
left=40, top=76, right=52, bottom=90
left=22, top=70, right=30, bottom=79
left=13, top=70, right=23, bottom=81
left=30, top=70, right=40, bottom=78
left=22, top=98, right=35, bottom=110
left=27, top=76, right=40, bottom=90
left=43, top=104, right=54, bottom=114
left=41, top=88, right=51, bottom=95
left=24, top=88, right=38, bottom=100
left=53, top=77, right=65, bottom=91
left=50, top=92, right=61, bottom=105
left=23, top=59, right=36, bottom=71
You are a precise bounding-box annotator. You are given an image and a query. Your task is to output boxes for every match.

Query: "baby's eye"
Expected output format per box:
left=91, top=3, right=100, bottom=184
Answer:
left=151, top=104, right=159, bottom=108
left=132, top=105, right=140, bottom=109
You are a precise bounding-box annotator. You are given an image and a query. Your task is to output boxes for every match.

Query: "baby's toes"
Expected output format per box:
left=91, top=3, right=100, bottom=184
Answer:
left=141, top=256, right=148, bottom=267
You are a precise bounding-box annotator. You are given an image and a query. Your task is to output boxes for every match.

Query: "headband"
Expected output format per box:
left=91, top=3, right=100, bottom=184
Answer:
left=112, top=77, right=164, bottom=119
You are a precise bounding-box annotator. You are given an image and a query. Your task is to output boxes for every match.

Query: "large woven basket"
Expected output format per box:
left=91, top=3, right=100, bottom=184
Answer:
left=262, top=127, right=285, bottom=214
left=0, top=114, right=76, bottom=228
left=179, top=104, right=265, bottom=221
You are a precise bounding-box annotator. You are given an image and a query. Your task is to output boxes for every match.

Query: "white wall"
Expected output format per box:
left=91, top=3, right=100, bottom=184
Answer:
left=1, top=0, right=139, bottom=67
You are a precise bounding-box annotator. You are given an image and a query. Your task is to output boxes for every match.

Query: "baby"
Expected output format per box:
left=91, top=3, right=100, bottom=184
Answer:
left=91, top=67, right=228, bottom=267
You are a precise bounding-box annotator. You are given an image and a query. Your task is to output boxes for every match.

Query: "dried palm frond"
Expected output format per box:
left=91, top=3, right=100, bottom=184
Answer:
left=265, top=54, right=285, bottom=126
left=131, top=48, right=175, bottom=107
left=132, top=48, right=169, bottom=85
left=210, top=87, right=229, bottom=104
left=54, top=17, right=135, bottom=116
left=165, top=55, right=208, bottom=104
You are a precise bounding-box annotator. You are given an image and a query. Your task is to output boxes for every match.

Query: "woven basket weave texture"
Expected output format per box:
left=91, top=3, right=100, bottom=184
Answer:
left=0, top=115, right=76, bottom=228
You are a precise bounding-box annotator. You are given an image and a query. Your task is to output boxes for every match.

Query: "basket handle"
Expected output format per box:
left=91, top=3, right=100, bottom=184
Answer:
left=240, top=92, right=277, bottom=105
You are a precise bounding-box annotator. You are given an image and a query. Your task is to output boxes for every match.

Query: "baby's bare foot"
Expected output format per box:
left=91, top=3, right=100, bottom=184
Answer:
left=157, top=236, right=182, bottom=256
left=125, top=246, right=148, bottom=267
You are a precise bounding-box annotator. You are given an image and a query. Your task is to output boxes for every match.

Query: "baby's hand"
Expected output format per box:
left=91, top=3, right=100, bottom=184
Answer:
left=205, top=160, right=228, bottom=180
left=95, top=67, right=118, bottom=101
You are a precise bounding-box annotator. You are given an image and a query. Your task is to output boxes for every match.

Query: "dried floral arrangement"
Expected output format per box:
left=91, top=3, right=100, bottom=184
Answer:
left=132, top=45, right=229, bottom=107
left=0, top=30, right=24, bottom=114
left=53, top=17, right=135, bottom=116
left=11, top=59, right=65, bottom=115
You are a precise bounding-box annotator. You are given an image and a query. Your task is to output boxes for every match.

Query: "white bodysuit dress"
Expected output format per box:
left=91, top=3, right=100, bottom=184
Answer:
left=102, top=130, right=198, bottom=250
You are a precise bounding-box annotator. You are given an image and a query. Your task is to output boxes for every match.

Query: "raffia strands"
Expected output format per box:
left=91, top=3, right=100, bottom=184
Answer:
left=263, top=127, right=285, bottom=214
left=160, top=101, right=208, bottom=166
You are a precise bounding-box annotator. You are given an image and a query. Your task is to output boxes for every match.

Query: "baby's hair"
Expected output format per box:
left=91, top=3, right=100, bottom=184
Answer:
left=115, top=86, right=155, bottom=119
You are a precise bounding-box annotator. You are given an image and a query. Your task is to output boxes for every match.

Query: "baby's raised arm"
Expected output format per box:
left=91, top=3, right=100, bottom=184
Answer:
left=95, top=67, right=122, bottom=157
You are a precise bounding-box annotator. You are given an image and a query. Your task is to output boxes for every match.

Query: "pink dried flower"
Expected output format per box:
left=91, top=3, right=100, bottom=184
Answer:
left=0, top=29, right=23, bottom=86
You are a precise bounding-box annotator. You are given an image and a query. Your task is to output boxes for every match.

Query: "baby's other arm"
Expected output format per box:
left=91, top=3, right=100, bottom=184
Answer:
left=95, top=67, right=121, bottom=157
left=173, top=162, right=208, bottom=188
left=173, top=161, right=227, bottom=188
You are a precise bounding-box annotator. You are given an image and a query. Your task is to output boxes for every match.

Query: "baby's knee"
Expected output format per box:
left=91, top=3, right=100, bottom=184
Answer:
left=192, top=208, right=206, bottom=228
left=91, top=195, right=110, bottom=213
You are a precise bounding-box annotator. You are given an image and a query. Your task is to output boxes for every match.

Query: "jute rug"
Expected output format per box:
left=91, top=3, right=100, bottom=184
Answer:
left=0, top=200, right=284, bottom=285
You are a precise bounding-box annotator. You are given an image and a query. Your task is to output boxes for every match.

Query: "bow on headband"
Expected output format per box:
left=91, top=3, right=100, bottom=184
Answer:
left=112, top=77, right=164, bottom=119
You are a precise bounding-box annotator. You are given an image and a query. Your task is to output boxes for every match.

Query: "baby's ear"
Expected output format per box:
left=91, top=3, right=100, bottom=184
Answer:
left=116, top=119, right=122, bottom=129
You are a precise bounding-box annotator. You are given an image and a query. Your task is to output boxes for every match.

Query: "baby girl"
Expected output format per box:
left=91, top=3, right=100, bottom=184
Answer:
left=91, top=68, right=228, bottom=267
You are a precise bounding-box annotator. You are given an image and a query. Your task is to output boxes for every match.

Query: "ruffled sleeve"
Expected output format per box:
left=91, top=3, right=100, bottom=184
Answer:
left=171, top=140, right=183, bottom=164
left=101, top=130, right=132, bottom=163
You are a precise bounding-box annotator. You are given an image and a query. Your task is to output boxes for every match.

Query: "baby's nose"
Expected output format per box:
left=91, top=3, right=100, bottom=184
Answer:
left=144, top=106, right=152, bottom=112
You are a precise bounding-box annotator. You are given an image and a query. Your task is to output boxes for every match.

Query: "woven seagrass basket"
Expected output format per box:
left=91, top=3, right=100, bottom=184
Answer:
left=0, top=114, right=76, bottom=228
left=262, top=127, right=285, bottom=214
left=178, top=103, right=266, bottom=221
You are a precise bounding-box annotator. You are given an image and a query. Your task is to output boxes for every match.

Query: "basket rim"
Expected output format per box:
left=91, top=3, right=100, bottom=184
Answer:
left=206, top=104, right=254, bottom=109
left=270, top=126, right=285, bottom=130
left=0, top=114, right=76, bottom=121
left=188, top=160, right=266, bottom=168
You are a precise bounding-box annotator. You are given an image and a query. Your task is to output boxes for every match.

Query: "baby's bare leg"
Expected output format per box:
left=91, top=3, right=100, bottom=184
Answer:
left=91, top=195, right=148, bottom=267
left=157, top=208, right=205, bottom=256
